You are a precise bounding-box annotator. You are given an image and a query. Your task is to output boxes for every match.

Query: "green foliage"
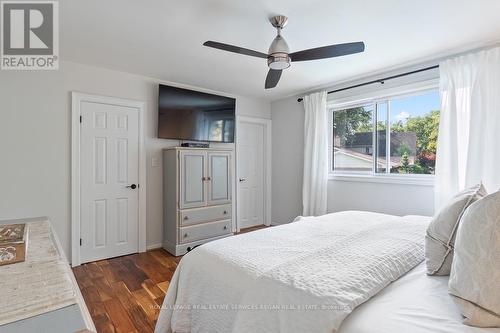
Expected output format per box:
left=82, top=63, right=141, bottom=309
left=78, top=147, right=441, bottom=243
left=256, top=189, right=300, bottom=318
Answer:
left=333, top=107, right=372, bottom=145
left=391, top=120, right=405, bottom=133
left=376, top=121, right=387, bottom=131
left=334, top=105, right=440, bottom=175
left=396, top=143, right=411, bottom=157
left=390, top=110, right=440, bottom=174
left=391, top=163, right=427, bottom=174
left=401, top=151, right=410, bottom=173
left=391, top=110, right=440, bottom=174
left=392, top=110, right=440, bottom=154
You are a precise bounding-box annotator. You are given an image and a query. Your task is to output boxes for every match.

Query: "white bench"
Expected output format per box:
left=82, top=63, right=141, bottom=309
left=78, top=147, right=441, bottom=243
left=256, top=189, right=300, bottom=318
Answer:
left=0, top=217, right=95, bottom=333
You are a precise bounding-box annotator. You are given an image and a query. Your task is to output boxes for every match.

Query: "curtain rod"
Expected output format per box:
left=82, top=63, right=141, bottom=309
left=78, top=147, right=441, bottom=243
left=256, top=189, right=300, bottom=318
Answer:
left=296, top=65, right=439, bottom=102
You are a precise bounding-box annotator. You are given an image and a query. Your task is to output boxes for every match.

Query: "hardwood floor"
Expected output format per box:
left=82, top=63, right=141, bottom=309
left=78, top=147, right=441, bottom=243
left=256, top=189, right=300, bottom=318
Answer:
left=238, top=224, right=269, bottom=234
left=74, top=225, right=268, bottom=333
left=73, top=249, right=179, bottom=333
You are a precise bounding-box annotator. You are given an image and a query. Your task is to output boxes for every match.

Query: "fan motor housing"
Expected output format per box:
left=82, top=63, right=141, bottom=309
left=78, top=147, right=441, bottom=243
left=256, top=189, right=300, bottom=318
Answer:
left=268, top=52, right=291, bottom=70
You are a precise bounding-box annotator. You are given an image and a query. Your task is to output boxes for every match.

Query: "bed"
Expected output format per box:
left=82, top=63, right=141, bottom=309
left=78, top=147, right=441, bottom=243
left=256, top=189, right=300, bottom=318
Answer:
left=339, top=262, right=500, bottom=333
left=155, top=211, right=500, bottom=333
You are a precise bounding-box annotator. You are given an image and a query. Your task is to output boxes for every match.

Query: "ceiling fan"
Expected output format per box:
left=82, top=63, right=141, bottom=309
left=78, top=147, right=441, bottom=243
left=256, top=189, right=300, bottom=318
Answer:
left=203, top=15, right=365, bottom=89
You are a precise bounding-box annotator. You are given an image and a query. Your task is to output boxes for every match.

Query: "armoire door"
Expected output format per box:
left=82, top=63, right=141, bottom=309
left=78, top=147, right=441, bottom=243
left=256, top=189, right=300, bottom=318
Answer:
left=207, top=152, right=231, bottom=205
left=179, top=150, right=207, bottom=209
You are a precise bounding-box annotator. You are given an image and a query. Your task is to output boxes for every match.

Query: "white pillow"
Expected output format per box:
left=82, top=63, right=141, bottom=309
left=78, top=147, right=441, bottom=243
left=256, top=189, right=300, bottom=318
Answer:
left=449, top=190, right=500, bottom=327
left=425, top=183, right=487, bottom=275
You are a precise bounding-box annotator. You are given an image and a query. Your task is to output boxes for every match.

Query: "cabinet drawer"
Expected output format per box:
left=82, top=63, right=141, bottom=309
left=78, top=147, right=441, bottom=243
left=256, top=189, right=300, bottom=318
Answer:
left=180, top=220, right=232, bottom=243
left=180, top=204, right=231, bottom=226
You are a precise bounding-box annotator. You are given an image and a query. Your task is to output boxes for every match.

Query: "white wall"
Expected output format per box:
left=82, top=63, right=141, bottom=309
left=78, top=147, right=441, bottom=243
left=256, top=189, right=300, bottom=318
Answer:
left=271, top=97, right=304, bottom=224
left=271, top=68, right=438, bottom=224
left=0, top=61, right=271, bottom=258
left=327, top=180, right=434, bottom=216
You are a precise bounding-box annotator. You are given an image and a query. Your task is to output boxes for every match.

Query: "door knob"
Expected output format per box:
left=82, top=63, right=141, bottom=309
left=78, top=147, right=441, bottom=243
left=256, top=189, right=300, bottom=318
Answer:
left=126, top=184, right=137, bottom=189
left=239, top=178, right=246, bottom=182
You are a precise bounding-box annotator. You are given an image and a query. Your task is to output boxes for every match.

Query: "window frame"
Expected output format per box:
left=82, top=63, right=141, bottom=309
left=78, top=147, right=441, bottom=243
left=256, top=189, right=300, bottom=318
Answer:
left=328, top=79, right=439, bottom=186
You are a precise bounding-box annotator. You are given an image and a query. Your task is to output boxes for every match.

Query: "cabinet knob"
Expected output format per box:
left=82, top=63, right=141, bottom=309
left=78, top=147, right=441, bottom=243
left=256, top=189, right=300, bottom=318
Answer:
left=223, top=226, right=227, bottom=230
left=207, top=177, right=212, bottom=181
left=184, top=233, right=188, bottom=238
left=223, top=210, right=227, bottom=215
left=184, top=216, right=189, bottom=220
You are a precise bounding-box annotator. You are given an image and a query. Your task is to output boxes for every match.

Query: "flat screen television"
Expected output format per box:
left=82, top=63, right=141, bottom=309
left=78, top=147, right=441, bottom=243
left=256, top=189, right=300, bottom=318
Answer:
left=158, top=84, right=236, bottom=143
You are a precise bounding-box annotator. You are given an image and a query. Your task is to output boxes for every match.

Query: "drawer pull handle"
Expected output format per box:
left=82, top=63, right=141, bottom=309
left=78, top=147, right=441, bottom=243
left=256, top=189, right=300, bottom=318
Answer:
left=184, top=216, right=189, bottom=220
left=223, top=210, right=227, bottom=215
left=184, top=233, right=188, bottom=238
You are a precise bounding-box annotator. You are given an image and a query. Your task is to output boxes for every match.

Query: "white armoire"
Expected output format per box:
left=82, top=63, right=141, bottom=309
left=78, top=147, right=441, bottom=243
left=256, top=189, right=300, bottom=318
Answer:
left=162, top=147, right=233, bottom=256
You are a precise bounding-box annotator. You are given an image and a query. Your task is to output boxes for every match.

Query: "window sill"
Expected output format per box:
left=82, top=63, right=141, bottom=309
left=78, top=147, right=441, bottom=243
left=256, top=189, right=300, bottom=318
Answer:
left=328, top=173, right=435, bottom=186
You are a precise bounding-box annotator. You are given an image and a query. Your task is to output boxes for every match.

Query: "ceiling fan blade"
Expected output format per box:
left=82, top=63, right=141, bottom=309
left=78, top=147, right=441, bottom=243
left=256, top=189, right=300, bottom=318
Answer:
left=265, top=69, right=282, bottom=89
left=203, top=41, right=268, bottom=59
left=290, top=42, right=365, bottom=62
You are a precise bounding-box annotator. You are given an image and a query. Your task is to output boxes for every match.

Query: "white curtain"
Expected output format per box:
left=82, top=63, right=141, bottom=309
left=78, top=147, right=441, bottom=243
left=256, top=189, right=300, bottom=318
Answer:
left=302, top=91, right=328, bottom=216
left=435, top=47, right=500, bottom=209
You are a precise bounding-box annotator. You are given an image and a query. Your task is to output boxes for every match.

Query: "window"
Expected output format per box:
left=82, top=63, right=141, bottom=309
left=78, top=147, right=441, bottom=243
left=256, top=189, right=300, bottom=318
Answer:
left=332, top=89, right=440, bottom=175
left=333, top=104, right=374, bottom=172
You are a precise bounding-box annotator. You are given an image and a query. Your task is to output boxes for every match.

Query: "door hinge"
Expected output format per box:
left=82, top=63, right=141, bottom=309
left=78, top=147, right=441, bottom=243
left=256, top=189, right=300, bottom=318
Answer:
left=79, top=238, right=82, bottom=246
left=79, top=115, right=82, bottom=123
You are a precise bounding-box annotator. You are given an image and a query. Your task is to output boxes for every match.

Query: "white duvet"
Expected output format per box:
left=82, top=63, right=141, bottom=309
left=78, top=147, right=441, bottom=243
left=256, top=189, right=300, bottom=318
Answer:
left=155, top=211, right=430, bottom=333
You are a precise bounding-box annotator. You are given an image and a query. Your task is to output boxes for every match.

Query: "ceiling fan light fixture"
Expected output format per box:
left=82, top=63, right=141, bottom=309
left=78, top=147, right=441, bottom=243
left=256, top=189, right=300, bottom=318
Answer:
left=268, top=53, right=291, bottom=70
left=268, top=35, right=290, bottom=54
left=202, top=14, right=365, bottom=89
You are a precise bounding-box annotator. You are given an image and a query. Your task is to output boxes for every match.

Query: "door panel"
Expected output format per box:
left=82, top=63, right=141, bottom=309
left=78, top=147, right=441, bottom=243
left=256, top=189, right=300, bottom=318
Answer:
left=179, top=151, right=207, bottom=209
left=94, top=138, right=107, bottom=184
left=116, top=139, right=128, bottom=184
left=93, top=199, right=106, bottom=248
left=237, top=122, right=265, bottom=228
left=116, top=198, right=128, bottom=244
left=80, top=101, right=139, bottom=263
left=208, top=152, right=231, bottom=205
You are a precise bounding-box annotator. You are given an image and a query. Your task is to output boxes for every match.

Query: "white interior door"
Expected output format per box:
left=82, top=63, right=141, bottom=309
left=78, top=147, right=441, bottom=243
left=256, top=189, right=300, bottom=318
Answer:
left=237, top=121, right=265, bottom=229
left=179, top=150, right=207, bottom=209
left=208, top=152, right=231, bottom=205
left=80, top=101, right=140, bottom=263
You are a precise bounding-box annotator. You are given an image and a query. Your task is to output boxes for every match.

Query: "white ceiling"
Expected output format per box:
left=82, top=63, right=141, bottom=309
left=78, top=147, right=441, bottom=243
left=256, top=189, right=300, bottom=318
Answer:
left=61, top=0, right=500, bottom=101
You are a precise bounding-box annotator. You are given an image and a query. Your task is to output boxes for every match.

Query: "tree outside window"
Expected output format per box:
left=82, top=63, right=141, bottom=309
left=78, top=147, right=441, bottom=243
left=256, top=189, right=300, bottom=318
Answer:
left=332, top=89, right=440, bottom=175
